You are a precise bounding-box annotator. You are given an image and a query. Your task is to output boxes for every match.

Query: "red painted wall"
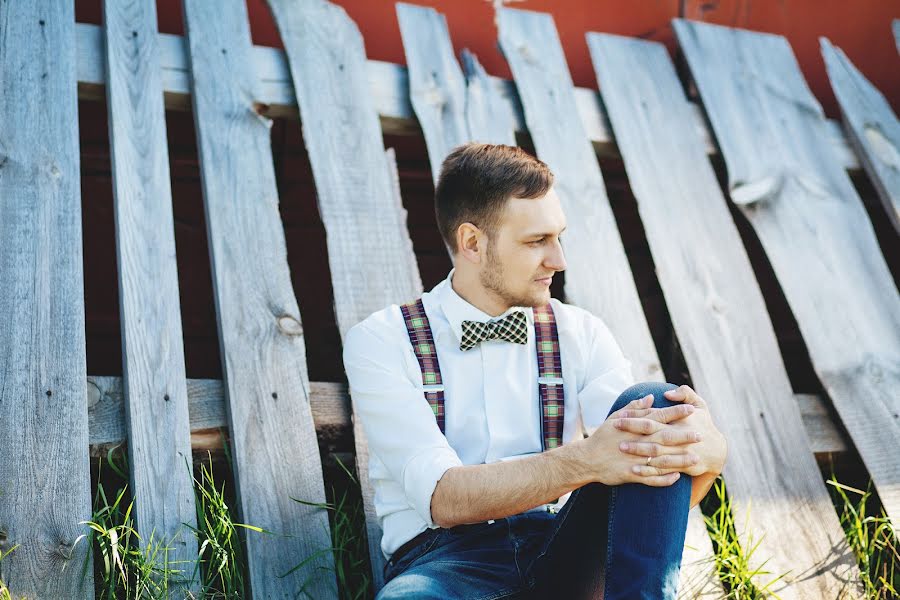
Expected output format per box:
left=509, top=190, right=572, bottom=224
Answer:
left=77, top=0, right=900, bottom=116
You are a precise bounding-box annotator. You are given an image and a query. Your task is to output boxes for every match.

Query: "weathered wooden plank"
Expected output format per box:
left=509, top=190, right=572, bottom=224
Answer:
left=674, top=18, right=900, bottom=532
left=894, top=20, right=900, bottom=55
left=102, top=1, right=199, bottom=590
left=0, top=3, right=95, bottom=598
left=181, top=2, right=336, bottom=597
left=87, top=377, right=847, bottom=458
left=72, top=21, right=862, bottom=170
left=397, top=3, right=469, bottom=181
left=498, top=7, right=662, bottom=383
left=588, top=32, right=861, bottom=598
left=265, top=0, right=425, bottom=589
left=821, top=38, right=900, bottom=232
left=461, top=49, right=517, bottom=148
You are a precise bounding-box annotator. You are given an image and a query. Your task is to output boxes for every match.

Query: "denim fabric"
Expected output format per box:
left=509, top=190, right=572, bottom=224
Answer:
left=377, top=382, right=693, bottom=600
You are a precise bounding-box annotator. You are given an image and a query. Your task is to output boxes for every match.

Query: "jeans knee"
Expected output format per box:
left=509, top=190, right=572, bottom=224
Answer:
left=609, top=381, right=679, bottom=415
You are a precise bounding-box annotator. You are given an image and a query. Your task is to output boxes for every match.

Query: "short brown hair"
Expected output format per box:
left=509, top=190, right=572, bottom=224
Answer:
left=434, top=143, right=554, bottom=253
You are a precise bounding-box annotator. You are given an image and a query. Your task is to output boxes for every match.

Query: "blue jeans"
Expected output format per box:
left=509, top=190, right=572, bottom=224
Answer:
left=377, top=382, right=693, bottom=599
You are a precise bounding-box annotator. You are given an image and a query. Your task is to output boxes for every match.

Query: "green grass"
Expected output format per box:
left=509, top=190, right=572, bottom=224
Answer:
left=4, top=455, right=896, bottom=599
left=827, top=476, right=898, bottom=598
left=700, top=478, right=791, bottom=599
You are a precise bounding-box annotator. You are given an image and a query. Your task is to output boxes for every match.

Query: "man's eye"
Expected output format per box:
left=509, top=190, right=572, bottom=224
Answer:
left=528, top=239, right=544, bottom=245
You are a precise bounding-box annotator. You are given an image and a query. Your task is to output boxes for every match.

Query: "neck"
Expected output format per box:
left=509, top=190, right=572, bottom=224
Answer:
left=451, top=267, right=510, bottom=317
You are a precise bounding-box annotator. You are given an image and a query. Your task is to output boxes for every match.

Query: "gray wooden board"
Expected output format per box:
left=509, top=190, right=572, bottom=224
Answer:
left=894, top=20, right=900, bottom=55
left=397, top=3, right=470, bottom=181
left=0, top=3, right=95, bottom=597
left=86, top=376, right=847, bottom=458
left=181, top=2, right=336, bottom=597
left=103, top=0, right=199, bottom=590
left=265, top=0, right=425, bottom=589
left=73, top=21, right=862, bottom=169
left=674, top=18, right=900, bottom=531
left=461, top=49, right=517, bottom=147
left=588, top=33, right=861, bottom=598
left=497, top=8, right=662, bottom=382
left=397, top=3, right=518, bottom=179
left=821, top=38, right=900, bottom=232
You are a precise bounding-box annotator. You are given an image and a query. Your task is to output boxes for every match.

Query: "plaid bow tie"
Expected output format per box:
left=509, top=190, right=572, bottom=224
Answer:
left=460, top=311, right=528, bottom=351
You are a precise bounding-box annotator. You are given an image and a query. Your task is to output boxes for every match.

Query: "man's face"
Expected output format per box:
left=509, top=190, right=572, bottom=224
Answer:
left=479, top=188, right=568, bottom=309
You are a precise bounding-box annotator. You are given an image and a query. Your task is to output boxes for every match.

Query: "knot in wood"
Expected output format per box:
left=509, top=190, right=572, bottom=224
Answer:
left=277, top=315, right=304, bottom=336
left=87, top=380, right=102, bottom=409
left=55, top=540, right=74, bottom=560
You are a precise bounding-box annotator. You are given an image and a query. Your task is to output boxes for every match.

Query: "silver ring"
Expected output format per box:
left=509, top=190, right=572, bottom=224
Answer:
left=645, top=456, right=652, bottom=467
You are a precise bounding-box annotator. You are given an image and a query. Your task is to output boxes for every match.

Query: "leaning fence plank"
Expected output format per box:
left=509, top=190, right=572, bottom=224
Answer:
left=181, top=2, right=336, bottom=597
left=266, top=0, right=425, bottom=589
left=498, top=8, right=662, bottom=381
left=674, top=18, right=900, bottom=530
left=588, top=33, right=861, bottom=598
left=461, top=49, right=517, bottom=148
left=73, top=21, right=862, bottom=170
left=102, top=1, right=199, bottom=590
left=0, top=2, right=94, bottom=597
left=821, top=38, right=900, bottom=232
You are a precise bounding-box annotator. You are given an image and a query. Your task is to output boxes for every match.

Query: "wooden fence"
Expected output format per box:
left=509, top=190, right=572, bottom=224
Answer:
left=1, top=1, right=897, bottom=598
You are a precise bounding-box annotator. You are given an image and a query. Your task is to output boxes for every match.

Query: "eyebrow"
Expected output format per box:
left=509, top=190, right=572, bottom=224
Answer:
left=524, top=226, right=567, bottom=238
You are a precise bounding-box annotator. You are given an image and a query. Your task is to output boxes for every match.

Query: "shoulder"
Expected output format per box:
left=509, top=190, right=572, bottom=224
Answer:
left=344, top=303, right=406, bottom=357
left=548, top=298, right=613, bottom=339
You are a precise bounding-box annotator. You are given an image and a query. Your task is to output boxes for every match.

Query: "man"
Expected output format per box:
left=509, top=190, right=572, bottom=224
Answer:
left=343, top=143, right=727, bottom=599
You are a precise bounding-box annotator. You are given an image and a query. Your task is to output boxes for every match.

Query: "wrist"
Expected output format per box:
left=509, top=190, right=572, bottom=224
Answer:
left=555, top=438, right=596, bottom=487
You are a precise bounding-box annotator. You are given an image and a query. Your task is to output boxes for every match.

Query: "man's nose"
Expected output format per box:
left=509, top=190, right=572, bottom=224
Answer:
left=546, top=240, right=567, bottom=272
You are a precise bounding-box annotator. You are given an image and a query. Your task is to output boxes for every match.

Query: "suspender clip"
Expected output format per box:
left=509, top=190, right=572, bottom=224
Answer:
left=422, top=384, right=445, bottom=393
left=538, top=376, right=564, bottom=386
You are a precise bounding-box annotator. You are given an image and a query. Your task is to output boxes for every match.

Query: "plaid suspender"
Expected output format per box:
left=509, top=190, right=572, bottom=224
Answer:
left=533, top=305, right=564, bottom=450
left=399, top=299, right=564, bottom=451
left=399, top=299, right=446, bottom=432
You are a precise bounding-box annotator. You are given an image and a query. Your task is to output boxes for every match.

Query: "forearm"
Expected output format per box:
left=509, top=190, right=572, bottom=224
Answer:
left=430, top=441, right=592, bottom=528
left=689, top=470, right=718, bottom=508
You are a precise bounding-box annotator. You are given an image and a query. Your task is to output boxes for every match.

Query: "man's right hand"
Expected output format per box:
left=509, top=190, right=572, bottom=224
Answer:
left=572, top=395, right=700, bottom=487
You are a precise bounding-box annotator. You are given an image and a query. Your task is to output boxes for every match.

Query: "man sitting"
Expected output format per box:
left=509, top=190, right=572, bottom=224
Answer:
left=343, top=143, right=727, bottom=599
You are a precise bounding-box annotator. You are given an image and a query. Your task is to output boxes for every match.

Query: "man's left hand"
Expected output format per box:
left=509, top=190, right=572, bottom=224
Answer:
left=616, top=385, right=727, bottom=478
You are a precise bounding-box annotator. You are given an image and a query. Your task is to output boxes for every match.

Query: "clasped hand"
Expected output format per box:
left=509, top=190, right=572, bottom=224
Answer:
left=581, top=386, right=726, bottom=487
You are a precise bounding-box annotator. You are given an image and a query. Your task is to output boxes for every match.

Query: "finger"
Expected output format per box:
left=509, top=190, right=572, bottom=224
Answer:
left=613, top=417, right=663, bottom=435
left=642, top=453, right=699, bottom=470
left=631, top=465, right=682, bottom=477
left=654, top=427, right=702, bottom=446
left=664, top=385, right=707, bottom=408
left=634, top=473, right=681, bottom=487
left=619, top=438, right=697, bottom=457
left=615, top=408, right=655, bottom=419
left=609, top=395, right=653, bottom=418
left=646, top=404, right=694, bottom=424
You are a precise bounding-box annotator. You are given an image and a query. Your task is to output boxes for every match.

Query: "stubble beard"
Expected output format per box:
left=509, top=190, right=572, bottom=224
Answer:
left=479, top=244, right=548, bottom=309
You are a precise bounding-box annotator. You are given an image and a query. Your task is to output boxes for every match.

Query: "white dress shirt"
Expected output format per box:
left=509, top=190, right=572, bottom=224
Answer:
left=342, top=270, right=634, bottom=558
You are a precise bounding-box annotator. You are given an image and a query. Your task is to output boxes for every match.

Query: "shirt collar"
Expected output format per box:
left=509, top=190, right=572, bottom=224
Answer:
left=434, top=269, right=535, bottom=346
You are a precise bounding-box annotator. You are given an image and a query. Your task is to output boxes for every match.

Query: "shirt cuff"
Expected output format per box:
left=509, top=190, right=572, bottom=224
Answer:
left=401, top=447, right=463, bottom=527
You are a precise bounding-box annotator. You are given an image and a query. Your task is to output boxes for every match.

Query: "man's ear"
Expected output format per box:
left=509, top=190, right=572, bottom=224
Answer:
left=456, top=222, right=483, bottom=265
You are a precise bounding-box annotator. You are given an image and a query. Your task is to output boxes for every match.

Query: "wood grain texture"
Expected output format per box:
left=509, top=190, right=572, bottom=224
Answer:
left=588, top=32, right=861, bottom=598
left=265, top=0, right=424, bottom=589
left=72, top=22, right=862, bottom=170
left=86, top=376, right=846, bottom=457
left=821, top=38, right=900, bottom=232
left=498, top=8, right=662, bottom=383
left=0, top=2, right=94, bottom=597
left=397, top=3, right=517, bottom=184
left=181, top=2, right=336, bottom=597
left=397, top=3, right=469, bottom=181
left=674, top=17, right=900, bottom=532
left=102, top=1, right=199, bottom=590
left=894, top=20, right=900, bottom=55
